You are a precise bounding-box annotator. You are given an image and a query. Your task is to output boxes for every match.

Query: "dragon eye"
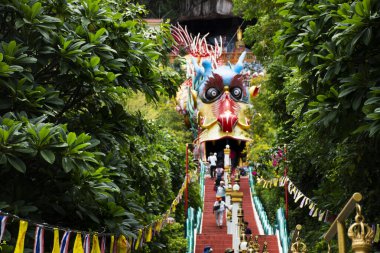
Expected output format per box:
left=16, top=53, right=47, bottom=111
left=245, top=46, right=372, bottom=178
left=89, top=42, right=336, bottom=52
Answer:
left=205, top=87, right=220, bottom=100
left=231, top=87, right=242, bottom=99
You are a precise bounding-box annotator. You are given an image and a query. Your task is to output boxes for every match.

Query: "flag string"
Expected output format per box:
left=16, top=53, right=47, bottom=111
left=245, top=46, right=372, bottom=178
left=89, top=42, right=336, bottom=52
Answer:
left=256, top=176, right=336, bottom=223
left=0, top=169, right=196, bottom=250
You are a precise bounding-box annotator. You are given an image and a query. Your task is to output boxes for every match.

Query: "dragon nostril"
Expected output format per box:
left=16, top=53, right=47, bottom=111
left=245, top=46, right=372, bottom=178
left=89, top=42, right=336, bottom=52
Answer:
left=215, top=93, right=238, bottom=132
left=217, top=111, right=238, bottom=132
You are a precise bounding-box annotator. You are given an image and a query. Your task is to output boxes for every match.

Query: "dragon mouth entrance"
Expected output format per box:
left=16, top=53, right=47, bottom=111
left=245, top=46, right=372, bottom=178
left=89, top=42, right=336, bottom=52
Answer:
left=205, top=138, right=247, bottom=168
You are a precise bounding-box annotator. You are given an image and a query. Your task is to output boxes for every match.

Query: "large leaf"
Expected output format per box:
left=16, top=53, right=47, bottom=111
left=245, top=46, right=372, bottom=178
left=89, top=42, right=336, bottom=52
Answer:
left=7, top=155, right=26, bottom=173
left=62, top=157, right=75, bottom=172
left=40, top=149, right=55, bottom=164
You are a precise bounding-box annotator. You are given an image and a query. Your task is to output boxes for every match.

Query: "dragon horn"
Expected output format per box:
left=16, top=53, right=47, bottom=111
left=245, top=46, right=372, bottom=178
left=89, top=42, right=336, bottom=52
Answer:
left=234, top=51, right=246, bottom=73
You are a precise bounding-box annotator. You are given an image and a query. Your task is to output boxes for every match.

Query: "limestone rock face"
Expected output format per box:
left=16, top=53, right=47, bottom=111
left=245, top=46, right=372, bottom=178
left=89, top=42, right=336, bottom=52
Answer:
left=180, top=0, right=233, bottom=20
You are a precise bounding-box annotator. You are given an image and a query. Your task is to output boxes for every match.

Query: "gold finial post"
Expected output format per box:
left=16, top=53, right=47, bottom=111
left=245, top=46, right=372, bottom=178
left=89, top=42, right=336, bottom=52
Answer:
left=290, top=225, right=307, bottom=253
left=290, top=237, right=307, bottom=253
left=262, top=241, right=269, bottom=253
left=337, top=221, right=347, bottom=252
left=247, top=235, right=260, bottom=253
left=237, top=27, right=243, bottom=41
left=324, top=192, right=363, bottom=252
left=347, top=204, right=374, bottom=253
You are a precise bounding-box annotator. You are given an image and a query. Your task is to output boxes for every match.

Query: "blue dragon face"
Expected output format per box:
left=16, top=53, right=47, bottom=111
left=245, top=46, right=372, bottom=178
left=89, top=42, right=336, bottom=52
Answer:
left=197, top=65, right=250, bottom=105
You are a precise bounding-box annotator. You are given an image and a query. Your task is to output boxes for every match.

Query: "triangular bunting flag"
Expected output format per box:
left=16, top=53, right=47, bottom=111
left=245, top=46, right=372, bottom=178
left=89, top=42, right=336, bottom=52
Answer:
left=117, top=235, right=127, bottom=253
left=139, top=229, right=145, bottom=248
left=100, top=236, right=106, bottom=253
left=126, top=237, right=131, bottom=253
left=318, top=210, right=326, bottom=222
left=33, top=226, right=45, bottom=253
left=300, top=197, right=307, bottom=208
left=91, top=234, right=100, bottom=253
left=146, top=225, right=153, bottom=242
left=295, top=192, right=304, bottom=203
left=156, top=219, right=163, bottom=233
left=0, top=216, right=8, bottom=242
left=313, top=208, right=319, bottom=217
left=52, top=228, right=60, bottom=253
left=109, top=235, right=115, bottom=253
left=134, top=229, right=143, bottom=250
left=14, top=220, right=28, bottom=253
left=83, top=234, right=90, bottom=253
left=59, top=231, right=71, bottom=253
left=73, top=233, right=84, bottom=253
left=309, top=206, right=314, bottom=216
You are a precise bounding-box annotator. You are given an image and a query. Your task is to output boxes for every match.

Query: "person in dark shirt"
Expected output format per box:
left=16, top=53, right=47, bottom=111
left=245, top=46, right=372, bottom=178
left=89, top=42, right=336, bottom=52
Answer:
left=244, top=221, right=252, bottom=239
left=214, top=177, right=221, bottom=191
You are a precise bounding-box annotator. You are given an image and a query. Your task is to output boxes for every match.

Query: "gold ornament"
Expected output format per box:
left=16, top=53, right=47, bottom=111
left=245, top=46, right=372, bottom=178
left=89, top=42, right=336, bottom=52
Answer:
left=347, top=204, right=375, bottom=253
left=248, top=235, right=260, bottom=253
left=262, top=241, right=269, bottom=253
left=291, top=237, right=307, bottom=253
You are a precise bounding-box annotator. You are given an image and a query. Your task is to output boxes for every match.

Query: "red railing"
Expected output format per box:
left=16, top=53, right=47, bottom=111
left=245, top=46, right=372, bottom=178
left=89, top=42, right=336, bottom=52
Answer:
left=169, top=51, right=256, bottom=64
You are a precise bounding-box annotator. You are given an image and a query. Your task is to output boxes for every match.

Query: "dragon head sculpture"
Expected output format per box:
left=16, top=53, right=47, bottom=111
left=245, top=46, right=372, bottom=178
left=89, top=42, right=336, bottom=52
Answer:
left=172, top=25, right=261, bottom=165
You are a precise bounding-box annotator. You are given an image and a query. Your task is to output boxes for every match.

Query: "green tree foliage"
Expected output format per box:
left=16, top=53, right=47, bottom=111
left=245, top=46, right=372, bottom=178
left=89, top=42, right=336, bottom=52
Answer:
left=135, top=0, right=180, bottom=20
left=245, top=76, right=277, bottom=162
left=233, top=0, right=280, bottom=63
left=0, top=0, right=194, bottom=249
left=235, top=0, right=380, bottom=251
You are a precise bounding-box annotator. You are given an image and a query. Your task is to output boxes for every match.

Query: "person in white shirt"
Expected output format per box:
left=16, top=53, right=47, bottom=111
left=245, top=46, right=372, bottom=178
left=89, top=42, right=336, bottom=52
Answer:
left=215, top=167, right=224, bottom=180
left=216, top=181, right=226, bottom=201
left=207, top=152, right=217, bottom=178
left=213, top=196, right=230, bottom=228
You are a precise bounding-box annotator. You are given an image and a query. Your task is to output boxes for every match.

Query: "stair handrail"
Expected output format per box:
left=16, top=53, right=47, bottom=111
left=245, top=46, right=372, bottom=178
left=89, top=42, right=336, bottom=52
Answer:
left=196, top=161, right=206, bottom=233
left=186, top=161, right=206, bottom=253
left=186, top=207, right=195, bottom=253
left=248, top=167, right=274, bottom=235
left=276, top=207, right=289, bottom=253
left=287, top=224, right=301, bottom=253
left=323, top=192, right=364, bottom=253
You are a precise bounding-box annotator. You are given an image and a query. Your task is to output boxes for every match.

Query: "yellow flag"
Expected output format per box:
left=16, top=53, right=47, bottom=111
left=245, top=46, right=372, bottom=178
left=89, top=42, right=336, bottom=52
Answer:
left=13, top=220, right=28, bottom=253
left=110, top=235, right=115, bottom=253
left=91, top=234, right=101, bottom=253
left=313, top=208, right=319, bottom=218
left=126, top=238, right=131, bottom=253
left=73, top=233, right=84, bottom=253
left=134, top=229, right=142, bottom=250
left=117, top=235, right=127, bottom=253
left=155, top=219, right=163, bottom=233
left=145, top=226, right=153, bottom=242
left=52, top=228, right=60, bottom=253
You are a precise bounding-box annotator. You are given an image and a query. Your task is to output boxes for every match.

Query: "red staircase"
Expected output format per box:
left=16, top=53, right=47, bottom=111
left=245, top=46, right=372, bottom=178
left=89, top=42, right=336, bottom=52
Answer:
left=195, top=177, right=232, bottom=253
left=239, top=177, right=279, bottom=252
left=194, top=176, right=279, bottom=253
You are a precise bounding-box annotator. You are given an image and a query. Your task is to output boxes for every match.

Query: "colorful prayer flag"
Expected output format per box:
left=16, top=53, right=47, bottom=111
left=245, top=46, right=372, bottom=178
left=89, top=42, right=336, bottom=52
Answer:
left=117, top=235, right=128, bottom=253
left=145, top=225, right=152, bottom=242
left=134, top=229, right=142, bottom=250
left=14, top=220, right=28, bottom=253
left=59, top=231, right=71, bottom=253
left=52, top=228, right=60, bottom=253
left=0, top=216, right=8, bottom=242
left=73, top=233, right=84, bottom=253
left=33, top=226, right=45, bottom=253
left=110, top=235, right=115, bottom=253
left=84, top=234, right=90, bottom=253
left=91, top=234, right=100, bottom=253
left=100, top=236, right=106, bottom=253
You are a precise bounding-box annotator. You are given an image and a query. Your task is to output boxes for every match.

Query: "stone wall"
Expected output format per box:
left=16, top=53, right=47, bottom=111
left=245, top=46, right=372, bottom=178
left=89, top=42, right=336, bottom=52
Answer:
left=179, top=0, right=234, bottom=20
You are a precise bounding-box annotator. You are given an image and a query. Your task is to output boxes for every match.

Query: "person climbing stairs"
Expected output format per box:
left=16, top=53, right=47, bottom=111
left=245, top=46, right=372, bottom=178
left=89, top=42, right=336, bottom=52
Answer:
left=195, top=177, right=232, bottom=253
left=194, top=175, right=280, bottom=253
